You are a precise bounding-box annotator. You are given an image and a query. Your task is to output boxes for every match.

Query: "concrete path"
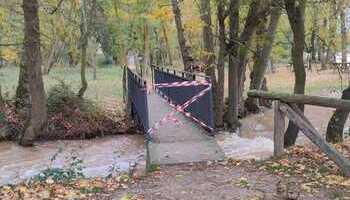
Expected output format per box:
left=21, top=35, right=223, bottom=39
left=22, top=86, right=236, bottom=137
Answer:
left=147, top=93, right=224, bottom=165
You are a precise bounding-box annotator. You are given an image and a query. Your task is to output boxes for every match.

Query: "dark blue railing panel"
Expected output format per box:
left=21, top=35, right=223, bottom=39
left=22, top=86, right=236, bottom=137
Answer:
left=154, top=67, right=214, bottom=130
left=127, top=68, right=149, bottom=133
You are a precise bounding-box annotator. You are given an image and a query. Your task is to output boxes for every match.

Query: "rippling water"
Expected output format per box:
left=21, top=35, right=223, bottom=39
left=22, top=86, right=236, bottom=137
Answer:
left=0, top=135, right=145, bottom=186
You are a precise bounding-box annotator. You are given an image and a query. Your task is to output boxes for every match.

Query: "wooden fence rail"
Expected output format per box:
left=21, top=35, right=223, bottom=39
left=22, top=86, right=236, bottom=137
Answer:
left=248, top=90, right=350, bottom=110
left=247, top=90, right=350, bottom=177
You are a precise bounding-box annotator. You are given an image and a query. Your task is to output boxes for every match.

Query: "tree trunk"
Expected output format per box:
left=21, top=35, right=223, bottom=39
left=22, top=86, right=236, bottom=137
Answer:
left=227, top=0, right=240, bottom=129
left=326, top=0, right=337, bottom=65
left=43, top=40, right=63, bottom=75
left=153, top=29, right=163, bottom=66
left=18, top=0, right=48, bottom=146
left=78, top=0, right=89, bottom=98
left=0, top=86, right=3, bottom=107
left=200, top=0, right=219, bottom=128
left=283, top=0, right=306, bottom=148
left=320, top=18, right=327, bottom=70
left=310, top=6, right=318, bottom=62
left=236, top=0, right=269, bottom=116
left=340, top=2, right=347, bottom=65
left=216, top=0, right=227, bottom=128
left=78, top=40, right=88, bottom=98
left=171, top=0, right=195, bottom=72
left=92, top=42, right=97, bottom=80
left=326, top=87, right=350, bottom=143
left=143, top=22, right=150, bottom=69
left=44, top=40, right=57, bottom=75
left=161, top=22, right=173, bottom=66
left=245, top=4, right=281, bottom=113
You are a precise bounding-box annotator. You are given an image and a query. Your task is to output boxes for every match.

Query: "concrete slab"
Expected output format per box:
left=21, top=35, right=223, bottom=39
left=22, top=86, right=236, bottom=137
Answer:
left=147, top=93, right=224, bottom=165
left=148, top=140, right=224, bottom=165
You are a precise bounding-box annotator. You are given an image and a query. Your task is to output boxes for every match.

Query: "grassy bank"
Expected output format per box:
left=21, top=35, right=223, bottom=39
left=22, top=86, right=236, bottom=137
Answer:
left=0, top=65, right=128, bottom=141
left=265, top=68, right=344, bottom=95
left=0, top=65, right=124, bottom=105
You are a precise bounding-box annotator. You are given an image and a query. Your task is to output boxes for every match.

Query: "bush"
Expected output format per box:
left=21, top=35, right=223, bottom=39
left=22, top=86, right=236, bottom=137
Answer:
left=0, top=104, right=22, bottom=140
left=0, top=81, right=128, bottom=141
left=44, top=81, right=124, bottom=140
left=47, top=81, right=102, bottom=117
left=47, top=81, right=81, bottom=113
left=101, top=56, right=114, bottom=66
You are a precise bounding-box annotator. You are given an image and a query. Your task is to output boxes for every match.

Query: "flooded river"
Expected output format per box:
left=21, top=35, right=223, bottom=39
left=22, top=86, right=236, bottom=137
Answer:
left=0, top=135, right=145, bottom=186
left=2, top=103, right=345, bottom=186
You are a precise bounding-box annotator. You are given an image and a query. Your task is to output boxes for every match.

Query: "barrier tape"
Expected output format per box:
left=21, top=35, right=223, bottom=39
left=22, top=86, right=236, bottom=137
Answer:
left=159, top=88, right=214, bottom=132
left=147, top=82, right=213, bottom=139
left=154, top=80, right=210, bottom=88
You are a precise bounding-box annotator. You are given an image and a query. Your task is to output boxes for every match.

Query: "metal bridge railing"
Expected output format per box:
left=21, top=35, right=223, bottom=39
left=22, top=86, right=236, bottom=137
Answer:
left=153, top=66, right=215, bottom=131
left=127, top=68, right=149, bottom=133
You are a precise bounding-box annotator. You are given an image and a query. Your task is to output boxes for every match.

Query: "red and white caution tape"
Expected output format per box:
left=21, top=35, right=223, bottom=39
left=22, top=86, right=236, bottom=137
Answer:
left=159, top=95, right=214, bottom=131
left=154, top=80, right=210, bottom=88
left=147, top=82, right=212, bottom=138
left=160, top=86, right=214, bottom=132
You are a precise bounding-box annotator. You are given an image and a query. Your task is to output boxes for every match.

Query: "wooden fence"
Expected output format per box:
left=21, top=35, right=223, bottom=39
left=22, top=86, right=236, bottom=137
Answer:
left=247, top=90, right=350, bottom=177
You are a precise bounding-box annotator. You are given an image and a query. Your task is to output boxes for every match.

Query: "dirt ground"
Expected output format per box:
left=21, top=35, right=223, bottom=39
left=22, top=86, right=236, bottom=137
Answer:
left=111, top=160, right=349, bottom=200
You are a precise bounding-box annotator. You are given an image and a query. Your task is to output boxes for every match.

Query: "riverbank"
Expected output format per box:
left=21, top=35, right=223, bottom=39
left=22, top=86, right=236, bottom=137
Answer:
left=0, top=134, right=145, bottom=186
left=1, top=143, right=350, bottom=199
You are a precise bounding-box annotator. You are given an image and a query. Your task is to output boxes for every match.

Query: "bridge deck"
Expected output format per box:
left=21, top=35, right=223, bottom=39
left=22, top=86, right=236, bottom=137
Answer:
left=147, top=93, right=224, bottom=165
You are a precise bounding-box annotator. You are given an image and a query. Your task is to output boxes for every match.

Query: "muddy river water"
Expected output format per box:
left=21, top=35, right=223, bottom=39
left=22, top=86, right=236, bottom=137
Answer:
left=0, top=135, right=145, bottom=186
left=2, top=104, right=342, bottom=186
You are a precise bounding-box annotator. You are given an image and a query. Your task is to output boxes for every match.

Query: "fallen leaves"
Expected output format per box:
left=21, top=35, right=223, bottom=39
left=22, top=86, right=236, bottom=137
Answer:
left=260, top=145, right=350, bottom=196
left=0, top=174, right=135, bottom=200
left=1, top=144, right=350, bottom=199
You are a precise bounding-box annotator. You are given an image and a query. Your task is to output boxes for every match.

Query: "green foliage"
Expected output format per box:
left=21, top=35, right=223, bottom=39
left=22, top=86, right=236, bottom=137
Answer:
left=80, top=186, right=103, bottom=194
left=146, top=163, right=160, bottom=173
left=47, top=80, right=102, bottom=116
left=0, top=111, right=6, bottom=124
left=31, top=151, right=85, bottom=184
left=97, top=56, right=114, bottom=67
left=237, top=177, right=250, bottom=188
left=47, top=80, right=78, bottom=113
left=107, top=150, right=122, bottom=178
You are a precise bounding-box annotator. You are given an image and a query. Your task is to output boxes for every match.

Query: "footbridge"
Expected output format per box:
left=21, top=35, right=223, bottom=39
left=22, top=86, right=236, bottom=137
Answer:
left=126, top=66, right=224, bottom=166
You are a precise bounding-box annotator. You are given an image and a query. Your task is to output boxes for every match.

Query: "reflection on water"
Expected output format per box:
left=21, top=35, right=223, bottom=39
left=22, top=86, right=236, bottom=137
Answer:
left=0, top=135, right=145, bottom=186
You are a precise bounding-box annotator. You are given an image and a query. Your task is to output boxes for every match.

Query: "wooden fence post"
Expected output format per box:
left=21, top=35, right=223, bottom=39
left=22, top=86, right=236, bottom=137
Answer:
left=274, top=101, right=285, bottom=157
left=279, top=103, right=350, bottom=177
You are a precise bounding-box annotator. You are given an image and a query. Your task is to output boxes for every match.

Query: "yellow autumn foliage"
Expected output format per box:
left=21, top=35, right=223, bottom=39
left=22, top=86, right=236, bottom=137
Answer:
left=184, top=19, right=204, bottom=33
left=1, top=48, right=18, bottom=62
left=72, top=0, right=80, bottom=9
left=148, top=7, right=173, bottom=22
